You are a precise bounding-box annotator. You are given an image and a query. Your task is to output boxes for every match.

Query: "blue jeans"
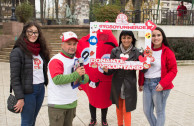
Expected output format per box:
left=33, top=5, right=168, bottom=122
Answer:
left=21, top=83, right=45, bottom=126
left=143, top=78, right=170, bottom=126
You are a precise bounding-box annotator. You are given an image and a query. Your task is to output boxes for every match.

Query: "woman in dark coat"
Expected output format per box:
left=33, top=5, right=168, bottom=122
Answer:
left=10, top=21, right=50, bottom=126
left=103, top=30, right=142, bottom=126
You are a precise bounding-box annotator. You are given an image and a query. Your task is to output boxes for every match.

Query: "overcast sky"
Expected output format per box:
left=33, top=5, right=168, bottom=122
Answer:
left=35, top=0, right=63, bottom=12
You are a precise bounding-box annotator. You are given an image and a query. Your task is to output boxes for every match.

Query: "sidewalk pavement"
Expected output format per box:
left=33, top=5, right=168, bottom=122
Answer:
left=0, top=62, right=194, bottom=126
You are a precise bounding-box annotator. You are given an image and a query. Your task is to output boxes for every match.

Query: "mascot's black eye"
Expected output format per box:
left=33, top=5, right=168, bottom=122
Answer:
left=104, top=42, right=117, bottom=48
left=82, top=51, right=89, bottom=60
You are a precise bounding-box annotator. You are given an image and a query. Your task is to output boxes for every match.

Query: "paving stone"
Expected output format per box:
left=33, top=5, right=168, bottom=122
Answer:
left=0, top=62, right=193, bottom=126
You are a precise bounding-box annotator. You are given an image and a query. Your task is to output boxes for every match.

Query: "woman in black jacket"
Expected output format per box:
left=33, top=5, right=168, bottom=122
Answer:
left=10, top=21, right=50, bottom=126
left=103, top=31, right=142, bottom=126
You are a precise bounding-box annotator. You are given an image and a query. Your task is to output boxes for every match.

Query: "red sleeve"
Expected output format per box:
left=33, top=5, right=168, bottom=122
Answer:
left=177, top=5, right=180, bottom=11
left=138, top=71, right=145, bottom=86
left=49, top=59, right=64, bottom=78
left=159, top=49, right=178, bottom=88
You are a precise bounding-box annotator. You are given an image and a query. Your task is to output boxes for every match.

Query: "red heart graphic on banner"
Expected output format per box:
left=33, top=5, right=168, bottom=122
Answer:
left=139, top=55, right=147, bottom=62
left=121, top=57, right=128, bottom=61
left=145, top=20, right=156, bottom=31
left=120, top=54, right=129, bottom=61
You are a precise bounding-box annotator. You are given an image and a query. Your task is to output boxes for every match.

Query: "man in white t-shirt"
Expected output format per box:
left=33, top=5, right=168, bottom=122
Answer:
left=47, top=31, right=89, bottom=126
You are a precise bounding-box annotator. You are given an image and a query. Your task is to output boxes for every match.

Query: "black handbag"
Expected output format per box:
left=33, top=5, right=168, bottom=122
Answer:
left=7, top=85, right=19, bottom=113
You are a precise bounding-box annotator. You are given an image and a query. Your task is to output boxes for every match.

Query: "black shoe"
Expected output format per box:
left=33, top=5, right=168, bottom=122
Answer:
left=89, top=120, right=97, bottom=126
left=102, top=120, right=108, bottom=126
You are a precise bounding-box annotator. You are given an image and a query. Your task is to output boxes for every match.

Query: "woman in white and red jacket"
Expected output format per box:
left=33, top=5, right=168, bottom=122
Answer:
left=138, top=27, right=178, bottom=126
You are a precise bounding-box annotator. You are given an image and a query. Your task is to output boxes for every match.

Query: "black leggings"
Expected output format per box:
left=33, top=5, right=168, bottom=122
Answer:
left=89, top=103, right=108, bottom=122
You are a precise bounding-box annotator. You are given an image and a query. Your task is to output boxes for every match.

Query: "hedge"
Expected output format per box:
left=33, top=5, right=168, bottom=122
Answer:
left=168, top=38, right=194, bottom=60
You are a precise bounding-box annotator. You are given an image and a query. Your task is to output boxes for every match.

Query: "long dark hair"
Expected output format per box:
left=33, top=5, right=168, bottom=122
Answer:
left=14, top=21, right=50, bottom=63
left=153, top=27, right=172, bottom=50
left=119, top=30, right=136, bottom=46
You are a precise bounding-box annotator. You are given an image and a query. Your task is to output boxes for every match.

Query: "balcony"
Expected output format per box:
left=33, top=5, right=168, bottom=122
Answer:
left=124, top=9, right=194, bottom=25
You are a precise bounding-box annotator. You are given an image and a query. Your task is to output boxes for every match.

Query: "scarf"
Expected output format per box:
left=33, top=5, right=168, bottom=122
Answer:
left=61, top=49, right=74, bottom=59
left=120, top=44, right=133, bottom=55
left=24, top=38, right=40, bottom=56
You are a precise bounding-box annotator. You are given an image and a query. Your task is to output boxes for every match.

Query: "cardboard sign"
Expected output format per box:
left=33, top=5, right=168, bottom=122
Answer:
left=89, top=13, right=156, bottom=70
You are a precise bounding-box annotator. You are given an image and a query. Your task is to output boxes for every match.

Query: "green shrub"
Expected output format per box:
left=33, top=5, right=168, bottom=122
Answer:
left=169, top=39, right=194, bottom=60
left=16, top=1, right=33, bottom=23
left=90, top=0, right=121, bottom=22
left=93, top=5, right=121, bottom=22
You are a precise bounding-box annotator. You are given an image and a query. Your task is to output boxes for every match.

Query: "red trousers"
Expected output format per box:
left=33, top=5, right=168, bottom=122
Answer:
left=116, top=97, right=131, bottom=126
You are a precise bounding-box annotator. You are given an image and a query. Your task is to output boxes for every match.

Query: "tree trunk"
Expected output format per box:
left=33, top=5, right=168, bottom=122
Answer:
left=132, top=0, right=135, bottom=7
left=66, top=0, right=70, bottom=7
left=134, top=0, right=142, bottom=23
left=52, top=0, right=55, bottom=19
left=28, top=0, right=36, bottom=19
left=16, top=0, right=19, bottom=5
left=40, top=0, right=44, bottom=23
left=0, top=0, right=1, bottom=22
left=55, top=0, right=59, bottom=19
left=43, top=0, right=46, bottom=19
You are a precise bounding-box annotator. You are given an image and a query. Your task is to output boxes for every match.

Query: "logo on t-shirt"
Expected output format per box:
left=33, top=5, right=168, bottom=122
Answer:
left=34, top=58, right=41, bottom=69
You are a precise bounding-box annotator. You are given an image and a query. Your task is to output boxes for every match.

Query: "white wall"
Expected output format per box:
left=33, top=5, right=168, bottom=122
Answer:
left=113, top=26, right=194, bottom=49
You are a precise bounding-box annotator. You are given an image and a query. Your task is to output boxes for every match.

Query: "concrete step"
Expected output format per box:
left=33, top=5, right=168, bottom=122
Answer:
left=44, top=33, right=88, bottom=40
left=50, top=47, right=61, bottom=51
left=0, top=59, right=9, bottom=62
left=0, top=51, right=11, bottom=55
left=1, top=47, right=13, bottom=52
left=0, top=54, right=9, bottom=58
left=0, top=55, right=10, bottom=62
left=51, top=49, right=61, bottom=55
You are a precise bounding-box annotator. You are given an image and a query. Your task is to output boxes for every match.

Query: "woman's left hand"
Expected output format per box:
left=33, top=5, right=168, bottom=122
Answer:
left=14, top=99, right=24, bottom=113
left=149, top=49, right=153, bottom=57
left=155, top=83, right=163, bottom=91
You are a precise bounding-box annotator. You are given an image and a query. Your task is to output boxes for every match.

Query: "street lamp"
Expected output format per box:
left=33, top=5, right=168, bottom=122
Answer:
left=10, top=0, right=17, bottom=21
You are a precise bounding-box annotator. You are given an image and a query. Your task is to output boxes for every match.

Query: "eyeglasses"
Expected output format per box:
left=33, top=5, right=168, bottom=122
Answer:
left=27, top=30, right=39, bottom=36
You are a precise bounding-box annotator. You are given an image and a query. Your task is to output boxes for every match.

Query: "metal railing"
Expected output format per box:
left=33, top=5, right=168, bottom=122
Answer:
left=1, top=8, right=194, bottom=26
left=124, top=9, right=194, bottom=25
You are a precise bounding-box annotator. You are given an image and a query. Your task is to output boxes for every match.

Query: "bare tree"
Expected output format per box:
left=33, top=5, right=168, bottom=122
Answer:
left=134, top=0, right=143, bottom=22
left=40, top=0, right=44, bottom=23
left=28, top=0, right=36, bottom=19
left=43, top=0, right=46, bottom=19
left=66, top=0, right=70, bottom=7
left=0, top=0, right=2, bottom=21
left=55, top=0, right=59, bottom=19
left=47, top=1, right=50, bottom=18
left=2, top=0, right=11, bottom=4
left=52, top=0, right=55, bottom=19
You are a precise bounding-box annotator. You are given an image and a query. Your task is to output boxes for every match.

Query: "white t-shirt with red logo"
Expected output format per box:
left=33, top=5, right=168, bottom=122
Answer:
left=33, top=54, right=44, bottom=84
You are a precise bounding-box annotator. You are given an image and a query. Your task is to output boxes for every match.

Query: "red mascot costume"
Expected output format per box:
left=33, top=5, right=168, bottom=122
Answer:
left=76, top=29, right=118, bottom=126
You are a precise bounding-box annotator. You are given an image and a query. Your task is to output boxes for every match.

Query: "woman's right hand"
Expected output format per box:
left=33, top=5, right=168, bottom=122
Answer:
left=139, top=86, right=143, bottom=92
left=14, top=99, right=24, bottom=113
left=102, top=66, right=108, bottom=73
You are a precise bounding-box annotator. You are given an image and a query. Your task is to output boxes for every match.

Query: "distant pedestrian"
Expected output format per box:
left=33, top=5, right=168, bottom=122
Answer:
left=177, top=1, right=187, bottom=25
left=10, top=21, right=50, bottom=126
left=139, top=27, right=178, bottom=126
